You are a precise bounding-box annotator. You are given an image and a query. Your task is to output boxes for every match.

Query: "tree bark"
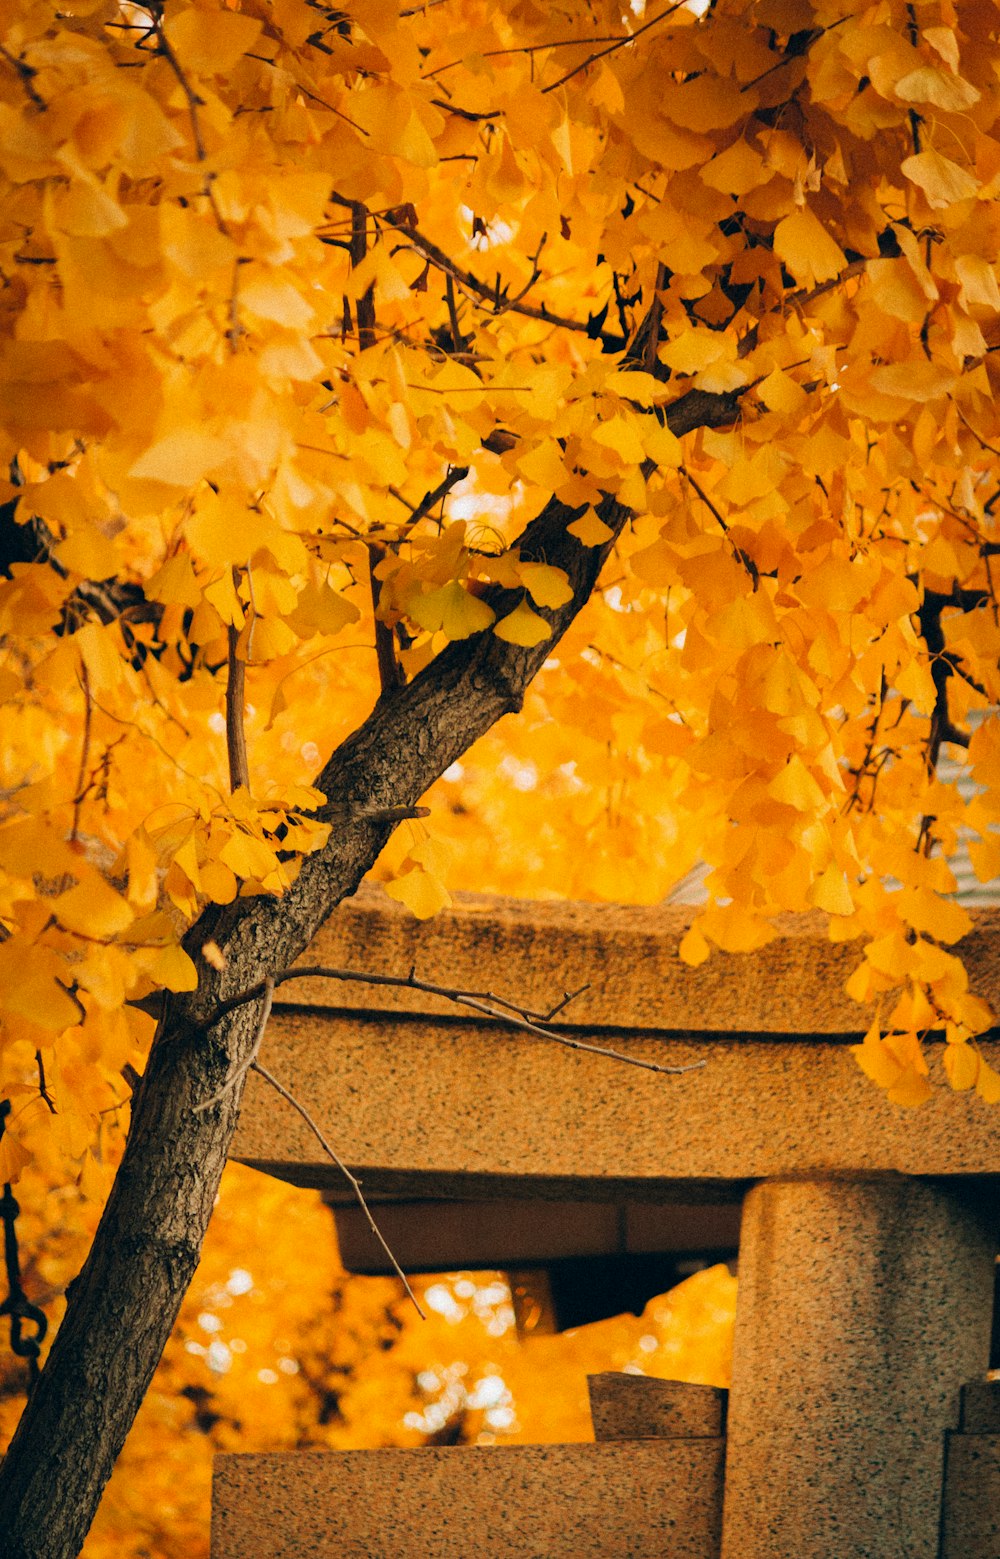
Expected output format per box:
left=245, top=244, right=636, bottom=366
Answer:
left=0, top=387, right=739, bottom=1559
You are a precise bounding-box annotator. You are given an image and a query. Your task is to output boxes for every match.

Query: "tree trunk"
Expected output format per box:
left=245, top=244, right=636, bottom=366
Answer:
left=0, top=388, right=738, bottom=1559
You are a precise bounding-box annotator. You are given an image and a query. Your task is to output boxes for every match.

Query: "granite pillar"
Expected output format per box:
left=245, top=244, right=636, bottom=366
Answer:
left=721, top=1175, right=996, bottom=1559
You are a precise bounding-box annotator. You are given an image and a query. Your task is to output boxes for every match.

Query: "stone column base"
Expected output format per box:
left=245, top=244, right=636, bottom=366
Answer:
left=721, top=1174, right=996, bottom=1559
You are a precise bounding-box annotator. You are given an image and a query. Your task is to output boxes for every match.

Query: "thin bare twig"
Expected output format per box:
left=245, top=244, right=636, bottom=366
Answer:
left=368, top=543, right=405, bottom=694
left=445, top=273, right=463, bottom=351
left=388, top=466, right=471, bottom=534
left=426, top=24, right=673, bottom=81
left=200, top=965, right=704, bottom=1076
left=542, top=0, right=686, bottom=94
left=250, top=1058, right=426, bottom=1316
left=375, top=206, right=593, bottom=335
left=683, top=471, right=759, bottom=589
left=147, top=6, right=206, bottom=160
left=192, top=978, right=274, bottom=1114
left=226, top=569, right=249, bottom=793
left=71, top=661, right=93, bottom=845
left=0, top=41, right=46, bottom=111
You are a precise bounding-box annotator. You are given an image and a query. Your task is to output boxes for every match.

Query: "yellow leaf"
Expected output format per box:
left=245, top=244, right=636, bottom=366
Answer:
left=55, top=877, right=133, bottom=938
left=79, top=1150, right=115, bottom=1203
left=220, top=830, right=280, bottom=881
left=244, top=614, right=298, bottom=664
left=591, top=415, right=646, bottom=464
left=201, top=940, right=227, bottom=971
left=894, top=66, right=979, bottom=112
left=660, top=330, right=727, bottom=376
left=126, top=830, right=159, bottom=911
left=701, top=139, right=770, bottom=196
left=517, top=439, right=569, bottom=492
left=768, top=756, right=826, bottom=812
left=568, top=508, right=614, bottom=546
left=976, top=1058, right=1000, bottom=1104
left=164, top=7, right=262, bottom=74
left=869, top=361, right=955, bottom=402
left=57, top=527, right=120, bottom=580
left=130, top=432, right=230, bottom=488
left=200, top=859, right=239, bottom=904
left=955, top=255, right=1000, bottom=311
left=149, top=942, right=198, bottom=992
left=239, top=270, right=315, bottom=331
left=943, top=1040, right=979, bottom=1091
left=493, top=600, right=552, bottom=647
left=851, top=1023, right=899, bottom=1089
left=811, top=866, right=854, bottom=917
left=888, top=1068, right=934, bottom=1108
left=773, top=208, right=846, bottom=285
left=758, top=367, right=808, bottom=416
left=0, top=1128, right=31, bottom=1183
left=409, top=581, right=496, bottom=639
left=384, top=867, right=451, bottom=920
left=679, top=924, right=710, bottom=967
left=901, top=149, right=978, bottom=209
left=699, top=903, right=775, bottom=953
left=288, top=582, right=362, bottom=639
left=642, top=422, right=683, bottom=466
left=519, top=563, right=573, bottom=610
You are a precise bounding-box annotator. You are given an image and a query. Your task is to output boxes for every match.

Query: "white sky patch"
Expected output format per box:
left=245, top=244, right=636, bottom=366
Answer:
left=207, top=1340, right=232, bottom=1374
left=460, top=204, right=516, bottom=252
left=423, top=1283, right=464, bottom=1322
left=498, top=755, right=538, bottom=792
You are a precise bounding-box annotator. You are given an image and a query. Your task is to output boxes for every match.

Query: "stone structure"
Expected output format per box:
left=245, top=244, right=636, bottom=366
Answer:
left=217, top=888, right=1000, bottom=1557
left=941, top=1380, right=1000, bottom=1557
left=211, top=1377, right=724, bottom=1558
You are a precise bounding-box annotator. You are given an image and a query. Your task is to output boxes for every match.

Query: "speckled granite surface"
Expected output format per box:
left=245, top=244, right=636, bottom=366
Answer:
left=233, top=1009, right=1000, bottom=1194
left=941, top=1431, right=1000, bottom=1556
left=211, top=1441, right=724, bottom=1558
left=721, top=1176, right=996, bottom=1559
left=588, top=1375, right=726, bottom=1441
left=284, top=886, right=1000, bottom=1035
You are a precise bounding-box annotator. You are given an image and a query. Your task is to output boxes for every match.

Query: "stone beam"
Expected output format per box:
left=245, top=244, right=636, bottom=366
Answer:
left=231, top=890, right=1000, bottom=1194
left=233, top=1009, right=1000, bottom=1195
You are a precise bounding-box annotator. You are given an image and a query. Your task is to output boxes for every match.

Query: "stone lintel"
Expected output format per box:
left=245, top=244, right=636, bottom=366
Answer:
left=211, top=1442, right=724, bottom=1559
left=282, top=886, right=1000, bottom=1036
left=588, top=1374, right=727, bottom=1441
left=232, top=1009, right=1000, bottom=1192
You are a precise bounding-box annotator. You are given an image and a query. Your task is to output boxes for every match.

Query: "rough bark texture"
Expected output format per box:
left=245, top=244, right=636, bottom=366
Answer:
left=0, top=388, right=738, bottom=1559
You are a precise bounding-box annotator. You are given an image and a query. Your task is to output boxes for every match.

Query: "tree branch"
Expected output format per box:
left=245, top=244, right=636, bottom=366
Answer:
left=0, top=380, right=742, bottom=1559
left=200, top=964, right=701, bottom=1076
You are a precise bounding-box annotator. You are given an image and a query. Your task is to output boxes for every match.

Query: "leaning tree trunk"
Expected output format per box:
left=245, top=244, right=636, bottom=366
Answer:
left=0, top=390, right=737, bottom=1559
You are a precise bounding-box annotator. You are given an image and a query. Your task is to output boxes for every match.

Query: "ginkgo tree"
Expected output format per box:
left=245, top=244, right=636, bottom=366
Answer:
left=2, top=0, right=1000, bottom=1551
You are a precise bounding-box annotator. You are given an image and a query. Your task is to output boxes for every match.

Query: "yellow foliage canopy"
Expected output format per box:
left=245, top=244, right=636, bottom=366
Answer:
left=3, top=0, right=1000, bottom=1540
